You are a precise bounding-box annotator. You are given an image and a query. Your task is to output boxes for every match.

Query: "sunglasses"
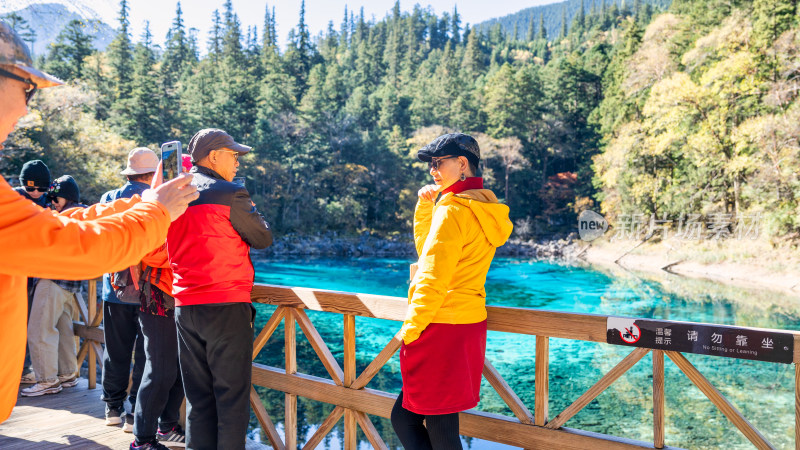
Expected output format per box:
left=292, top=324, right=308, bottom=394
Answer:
left=216, top=150, right=239, bottom=161
left=429, top=155, right=458, bottom=170
left=0, top=68, right=37, bottom=105
left=24, top=186, right=48, bottom=193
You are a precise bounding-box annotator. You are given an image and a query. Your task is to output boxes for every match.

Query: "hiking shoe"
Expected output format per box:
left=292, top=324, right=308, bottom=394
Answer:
left=130, top=439, right=170, bottom=450
left=123, top=413, right=134, bottom=432
left=20, top=380, right=61, bottom=397
left=20, top=372, right=36, bottom=385
left=105, top=405, right=124, bottom=426
left=57, top=373, right=79, bottom=388
left=157, top=424, right=185, bottom=447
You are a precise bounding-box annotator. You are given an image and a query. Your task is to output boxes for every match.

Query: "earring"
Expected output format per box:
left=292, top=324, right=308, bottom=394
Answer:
left=460, top=173, right=466, bottom=181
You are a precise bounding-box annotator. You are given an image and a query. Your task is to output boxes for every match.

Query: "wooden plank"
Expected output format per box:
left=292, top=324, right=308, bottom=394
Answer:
left=87, top=288, right=96, bottom=327
left=351, top=331, right=402, bottom=390
left=795, top=334, right=800, bottom=365
left=253, top=306, right=286, bottom=360
left=285, top=309, right=297, bottom=450
left=250, top=386, right=285, bottom=450
left=294, top=308, right=344, bottom=385
left=666, top=351, right=774, bottom=450
left=344, top=409, right=357, bottom=450
left=90, top=341, right=104, bottom=365
left=343, top=315, right=356, bottom=387
left=76, top=341, right=89, bottom=369
left=343, top=314, right=357, bottom=450
left=547, top=348, right=650, bottom=430
left=354, top=411, right=388, bottom=450
left=482, top=359, right=533, bottom=424
left=88, top=338, right=96, bottom=389
left=302, top=406, right=344, bottom=450
left=535, top=336, right=549, bottom=426
left=73, top=323, right=103, bottom=342
left=251, top=364, right=684, bottom=450
left=88, top=279, right=97, bottom=314
left=73, top=292, right=89, bottom=324
left=653, top=350, right=665, bottom=449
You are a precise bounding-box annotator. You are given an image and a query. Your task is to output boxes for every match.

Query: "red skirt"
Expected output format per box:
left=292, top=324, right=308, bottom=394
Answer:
left=399, top=321, right=487, bottom=415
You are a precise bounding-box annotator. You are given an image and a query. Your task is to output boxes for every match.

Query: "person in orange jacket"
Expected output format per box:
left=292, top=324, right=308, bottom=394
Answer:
left=0, top=20, right=199, bottom=424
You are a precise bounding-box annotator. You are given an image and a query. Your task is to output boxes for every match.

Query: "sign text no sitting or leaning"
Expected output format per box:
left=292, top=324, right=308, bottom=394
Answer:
left=607, top=317, right=794, bottom=364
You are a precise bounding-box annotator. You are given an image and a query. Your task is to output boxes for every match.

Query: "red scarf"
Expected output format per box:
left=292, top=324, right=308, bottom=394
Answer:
left=441, top=177, right=483, bottom=196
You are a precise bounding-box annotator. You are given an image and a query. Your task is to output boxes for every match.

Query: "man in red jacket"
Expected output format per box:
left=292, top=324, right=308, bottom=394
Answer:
left=167, top=128, right=272, bottom=450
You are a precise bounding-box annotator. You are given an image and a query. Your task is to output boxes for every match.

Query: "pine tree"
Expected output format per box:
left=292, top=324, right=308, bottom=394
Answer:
left=222, top=0, right=244, bottom=63
left=538, top=14, right=547, bottom=40
left=43, top=19, right=94, bottom=81
left=128, top=22, right=165, bottom=143
left=560, top=5, right=568, bottom=39
left=208, top=9, right=222, bottom=61
left=513, top=20, right=519, bottom=42
left=527, top=16, right=536, bottom=42
left=451, top=6, right=461, bottom=44
left=163, top=2, right=192, bottom=82
left=107, top=0, right=133, bottom=100
left=462, top=27, right=484, bottom=77
left=3, top=13, right=37, bottom=55
left=753, top=0, right=796, bottom=49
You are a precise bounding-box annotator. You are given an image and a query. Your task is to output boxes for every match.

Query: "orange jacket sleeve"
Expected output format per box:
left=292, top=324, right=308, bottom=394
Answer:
left=0, top=182, right=172, bottom=280
left=0, top=176, right=170, bottom=423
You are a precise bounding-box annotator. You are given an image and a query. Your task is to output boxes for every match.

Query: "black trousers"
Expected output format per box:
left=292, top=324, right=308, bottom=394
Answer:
left=391, top=391, right=462, bottom=450
left=176, top=303, right=254, bottom=450
left=133, top=312, right=184, bottom=443
left=102, top=301, right=145, bottom=411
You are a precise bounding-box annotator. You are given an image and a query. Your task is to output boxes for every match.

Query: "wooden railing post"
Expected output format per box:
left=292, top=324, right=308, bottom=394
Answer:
left=285, top=308, right=297, bottom=449
left=795, top=363, right=799, bottom=450
left=653, top=350, right=665, bottom=449
left=343, top=314, right=357, bottom=450
left=535, top=336, right=549, bottom=426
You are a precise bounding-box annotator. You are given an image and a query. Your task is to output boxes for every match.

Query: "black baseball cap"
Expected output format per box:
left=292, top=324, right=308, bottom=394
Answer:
left=417, top=133, right=481, bottom=166
left=187, top=128, right=252, bottom=163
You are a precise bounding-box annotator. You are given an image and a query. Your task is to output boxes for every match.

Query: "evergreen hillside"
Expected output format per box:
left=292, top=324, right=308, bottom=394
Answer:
left=3, top=0, right=799, bottom=243
left=475, top=0, right=671, bottom=41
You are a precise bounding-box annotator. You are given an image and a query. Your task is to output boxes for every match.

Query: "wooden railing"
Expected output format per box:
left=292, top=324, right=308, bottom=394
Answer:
left=249, top=284, right=800, bottom=450
left=72, top=278, right=104, bottom=389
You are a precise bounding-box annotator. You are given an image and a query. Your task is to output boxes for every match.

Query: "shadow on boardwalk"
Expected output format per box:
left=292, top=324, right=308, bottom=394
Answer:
left=0, top=378, right=270, bottom=449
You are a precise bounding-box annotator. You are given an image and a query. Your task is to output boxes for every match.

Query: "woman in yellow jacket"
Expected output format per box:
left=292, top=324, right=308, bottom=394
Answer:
left=391, top=133, right=513, bottom=449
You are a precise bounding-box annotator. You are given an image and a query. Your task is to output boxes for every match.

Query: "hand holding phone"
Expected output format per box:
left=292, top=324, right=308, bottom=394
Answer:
left=160, top=141, right=182, bottom=182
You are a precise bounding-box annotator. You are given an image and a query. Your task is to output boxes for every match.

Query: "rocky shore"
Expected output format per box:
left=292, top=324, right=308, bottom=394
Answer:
left=254, top=232, right=581, bottom=259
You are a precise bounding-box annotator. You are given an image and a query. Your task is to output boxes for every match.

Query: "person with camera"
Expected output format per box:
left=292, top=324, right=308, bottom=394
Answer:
left=0, top=20, right=199, bottom=424
left=12, top=159, right=53, bottom=386
left=166, top=129, right=272, bottom=450
left=21, top=175, right=86, bottom=397
left=13, top=160, right=51, bottom=208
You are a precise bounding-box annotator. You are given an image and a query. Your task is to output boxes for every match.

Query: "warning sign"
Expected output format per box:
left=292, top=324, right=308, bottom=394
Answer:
left=606, top=317, right=795, bottom=364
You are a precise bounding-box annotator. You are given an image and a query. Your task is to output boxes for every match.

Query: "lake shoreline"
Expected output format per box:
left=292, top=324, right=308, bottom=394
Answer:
left=254, top=232, right=800, bottom=298
left=578, top=239, right=800, bottom=298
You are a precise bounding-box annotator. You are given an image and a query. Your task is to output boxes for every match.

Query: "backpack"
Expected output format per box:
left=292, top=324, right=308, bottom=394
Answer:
left=110, top=264, right=149, bottom=305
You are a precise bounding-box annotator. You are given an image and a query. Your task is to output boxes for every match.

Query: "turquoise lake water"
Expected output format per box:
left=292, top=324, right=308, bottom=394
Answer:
left=247, top=257, right=800, bottom=449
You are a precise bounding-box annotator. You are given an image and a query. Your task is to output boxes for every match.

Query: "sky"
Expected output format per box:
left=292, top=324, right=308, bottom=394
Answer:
left=3, top=0, right=558, bottom=49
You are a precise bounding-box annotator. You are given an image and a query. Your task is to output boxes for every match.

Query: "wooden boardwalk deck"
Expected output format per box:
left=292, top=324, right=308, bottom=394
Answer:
left=0, top=378, right=269, bottom=450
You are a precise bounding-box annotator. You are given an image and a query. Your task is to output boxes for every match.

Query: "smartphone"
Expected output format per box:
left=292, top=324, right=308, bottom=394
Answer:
left=160, top=141, right=182, bottom=181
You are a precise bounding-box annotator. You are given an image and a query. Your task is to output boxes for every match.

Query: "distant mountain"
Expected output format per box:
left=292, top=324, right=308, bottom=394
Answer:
left=1, top=2, right=117, bottom=56
left=475, top=0, right=672, bottom=40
